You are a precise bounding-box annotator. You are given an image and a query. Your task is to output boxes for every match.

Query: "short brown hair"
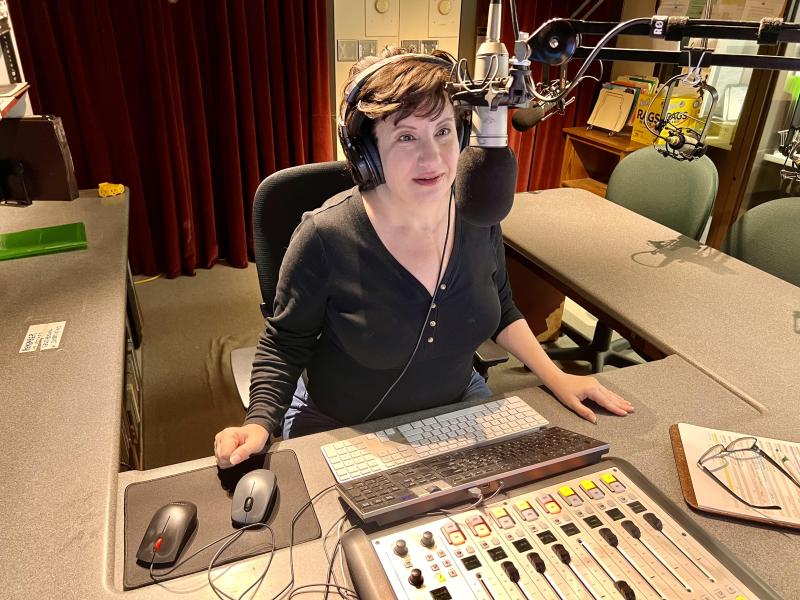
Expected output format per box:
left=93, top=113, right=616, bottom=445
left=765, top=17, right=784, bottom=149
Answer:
left=340, top=46, right=457, bottom=140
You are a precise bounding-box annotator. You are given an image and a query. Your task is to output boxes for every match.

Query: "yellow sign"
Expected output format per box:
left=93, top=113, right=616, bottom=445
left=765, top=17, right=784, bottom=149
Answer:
left=631, top=93, right=702, bottom=146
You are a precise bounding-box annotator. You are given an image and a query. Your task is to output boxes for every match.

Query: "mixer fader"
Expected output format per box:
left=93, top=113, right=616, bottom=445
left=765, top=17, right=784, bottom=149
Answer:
left=342, top=459, right=779, bottom=599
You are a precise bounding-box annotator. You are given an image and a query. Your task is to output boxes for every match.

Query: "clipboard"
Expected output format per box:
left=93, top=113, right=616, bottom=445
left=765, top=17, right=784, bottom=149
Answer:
left=670, top=423, right=800, bottom=530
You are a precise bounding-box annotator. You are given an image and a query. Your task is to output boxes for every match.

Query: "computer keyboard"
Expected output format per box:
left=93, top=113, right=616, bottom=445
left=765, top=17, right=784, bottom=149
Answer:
left=338, top=426, right=610, bottom=524
left=321, top=396, right=548, bottom=483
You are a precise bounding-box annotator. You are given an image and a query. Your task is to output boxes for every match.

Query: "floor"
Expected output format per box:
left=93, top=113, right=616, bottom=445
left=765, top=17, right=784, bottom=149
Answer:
left=134, top=263, right=640, bottom=469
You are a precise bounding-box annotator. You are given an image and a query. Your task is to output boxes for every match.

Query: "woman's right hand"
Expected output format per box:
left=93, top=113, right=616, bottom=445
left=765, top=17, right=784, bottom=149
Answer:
left=214, top=424, right=270, bottom=469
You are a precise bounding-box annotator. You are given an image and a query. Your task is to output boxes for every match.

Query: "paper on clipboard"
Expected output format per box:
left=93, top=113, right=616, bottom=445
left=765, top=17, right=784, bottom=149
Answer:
left=587, top=88, right=635, bottom=133
left=674, top=423, right=800, bottom=528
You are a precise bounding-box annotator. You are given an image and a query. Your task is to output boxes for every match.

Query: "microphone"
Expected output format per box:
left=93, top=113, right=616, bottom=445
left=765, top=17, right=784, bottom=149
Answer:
left=455, top=0, right=518, bottom=227
left=511, top=102, right=554, bottom=132
left=664, top=131, right=703, bottom=159
left=511, top=96, right=576, bottom=132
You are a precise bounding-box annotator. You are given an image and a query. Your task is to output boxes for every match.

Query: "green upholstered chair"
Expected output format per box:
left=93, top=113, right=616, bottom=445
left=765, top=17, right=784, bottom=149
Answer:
left=547, top=145, right=719, bottom=372
left=723, top=197, right=800, bottom=287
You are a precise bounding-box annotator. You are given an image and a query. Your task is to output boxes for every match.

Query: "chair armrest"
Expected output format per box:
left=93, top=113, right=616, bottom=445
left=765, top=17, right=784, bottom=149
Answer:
left=473, top=339, right=509, bottom=380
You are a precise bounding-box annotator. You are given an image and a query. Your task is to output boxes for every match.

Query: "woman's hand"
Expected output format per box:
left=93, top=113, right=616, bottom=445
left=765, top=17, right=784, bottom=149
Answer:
left=547, top=373, right=634, bottom=423
left=214, top=424, right=270, bottom=468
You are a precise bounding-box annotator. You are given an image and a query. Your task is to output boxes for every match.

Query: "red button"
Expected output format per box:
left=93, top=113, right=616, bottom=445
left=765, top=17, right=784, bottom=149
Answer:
left=153, top=537, right=163, bottom=551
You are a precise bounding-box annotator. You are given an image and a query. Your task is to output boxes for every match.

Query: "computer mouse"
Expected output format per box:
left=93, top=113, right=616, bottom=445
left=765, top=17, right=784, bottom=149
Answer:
left=136, top=501, right=197, bottom=565
left=231, top=468, right=278, bottom=527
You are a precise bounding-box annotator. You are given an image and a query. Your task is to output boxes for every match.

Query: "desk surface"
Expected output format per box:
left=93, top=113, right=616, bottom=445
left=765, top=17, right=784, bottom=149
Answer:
left=107, top=356, right=797, bottom=599
left=3, top=189, right=798, bottom=598
left=0, top=191, right=129, bottom=598
left=502, top=188, right=800, bottom=413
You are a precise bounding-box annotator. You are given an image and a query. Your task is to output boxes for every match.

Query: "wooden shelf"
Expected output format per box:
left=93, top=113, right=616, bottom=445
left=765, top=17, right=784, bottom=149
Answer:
left=561, top=177, right=608, bottom=197
left=559, top=126, right=646, bottom=198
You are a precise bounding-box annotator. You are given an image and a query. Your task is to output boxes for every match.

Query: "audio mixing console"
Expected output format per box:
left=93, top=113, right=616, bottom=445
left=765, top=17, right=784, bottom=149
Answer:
left=342, top=459, right=779, bottom=600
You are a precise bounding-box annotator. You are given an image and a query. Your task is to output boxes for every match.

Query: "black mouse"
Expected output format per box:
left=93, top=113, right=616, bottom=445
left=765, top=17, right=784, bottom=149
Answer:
left=136, top=501, right=197, bottom=565
left=231, top=469, right=278, bottom=527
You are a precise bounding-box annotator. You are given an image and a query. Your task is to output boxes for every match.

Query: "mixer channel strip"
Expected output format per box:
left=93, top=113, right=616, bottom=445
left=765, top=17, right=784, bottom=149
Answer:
left=338, top=426, right=610, bottom=523
left=321, top=396, right=549, bottom=483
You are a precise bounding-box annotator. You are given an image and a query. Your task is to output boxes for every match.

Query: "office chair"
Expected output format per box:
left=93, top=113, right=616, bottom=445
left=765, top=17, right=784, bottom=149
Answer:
left=231, top=161, right=508, bottom=416
left=546, top=145, right=719, bottom=372
left=723, top=197, right=800, bottom=287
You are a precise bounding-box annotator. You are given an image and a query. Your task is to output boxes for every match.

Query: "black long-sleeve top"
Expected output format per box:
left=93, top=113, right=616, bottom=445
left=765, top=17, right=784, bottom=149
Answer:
left=245, top=187, right=523, bottom=433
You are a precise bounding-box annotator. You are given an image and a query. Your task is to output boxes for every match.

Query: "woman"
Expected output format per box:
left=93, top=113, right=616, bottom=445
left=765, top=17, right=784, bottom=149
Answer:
left=215, top=48, right=632, bottom=468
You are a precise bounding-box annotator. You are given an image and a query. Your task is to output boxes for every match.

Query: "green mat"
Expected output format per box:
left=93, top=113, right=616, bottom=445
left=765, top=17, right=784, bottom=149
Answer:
left=0, top=222, right=87, bottom=261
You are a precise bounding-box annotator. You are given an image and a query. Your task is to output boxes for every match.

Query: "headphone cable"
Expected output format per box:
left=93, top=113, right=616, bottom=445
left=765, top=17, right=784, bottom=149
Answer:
left=360, top=188, right=454, bottom=423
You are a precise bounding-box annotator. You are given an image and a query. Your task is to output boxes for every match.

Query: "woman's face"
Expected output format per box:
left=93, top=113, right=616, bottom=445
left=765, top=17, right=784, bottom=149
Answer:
left=372, top=102, right=460, bottom=206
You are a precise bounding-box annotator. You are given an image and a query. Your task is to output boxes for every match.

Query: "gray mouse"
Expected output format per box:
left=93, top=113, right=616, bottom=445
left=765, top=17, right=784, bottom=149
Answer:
left=231, top=469, right=278, bottom=527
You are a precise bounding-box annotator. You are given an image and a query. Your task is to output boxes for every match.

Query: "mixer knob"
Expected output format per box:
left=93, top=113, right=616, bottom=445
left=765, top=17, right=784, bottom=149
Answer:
left=420, top=531, right=435, bottom=548
left=394, top=539, right=408, bottom=557
left=408, top=568, right=424, bottom=588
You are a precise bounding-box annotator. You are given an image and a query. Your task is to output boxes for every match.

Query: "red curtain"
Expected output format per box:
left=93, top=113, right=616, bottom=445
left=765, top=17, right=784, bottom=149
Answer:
left=479, top=0, right=622, bottom=191
left=9, top=0, right=333, bottom=277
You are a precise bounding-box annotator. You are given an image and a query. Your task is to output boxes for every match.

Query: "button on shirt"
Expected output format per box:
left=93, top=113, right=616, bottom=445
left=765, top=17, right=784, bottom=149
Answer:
left=246, top=188, right=523, bottom=432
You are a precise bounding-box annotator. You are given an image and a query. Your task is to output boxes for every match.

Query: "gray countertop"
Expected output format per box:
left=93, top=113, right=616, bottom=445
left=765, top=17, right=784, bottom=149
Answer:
left=502, top=188, right=800, bottom=412
left=110, top=356, right=798, bottom=599
left=3, top=188, right=798, bottom=598
left=0, top=191, right=129, bottom=599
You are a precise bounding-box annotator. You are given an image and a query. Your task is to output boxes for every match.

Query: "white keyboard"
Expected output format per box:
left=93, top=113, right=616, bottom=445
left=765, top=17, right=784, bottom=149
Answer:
left=321, top=396, right=548, bottom=483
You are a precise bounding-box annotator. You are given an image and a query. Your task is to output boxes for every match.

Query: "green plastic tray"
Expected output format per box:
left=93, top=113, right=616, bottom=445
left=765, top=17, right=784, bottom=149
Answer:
left=0, top=222, right=87, bottom=261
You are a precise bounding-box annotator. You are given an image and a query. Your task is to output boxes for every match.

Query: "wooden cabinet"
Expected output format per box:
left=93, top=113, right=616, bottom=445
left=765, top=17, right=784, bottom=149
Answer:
left=559, top=126, right=646, bottom=197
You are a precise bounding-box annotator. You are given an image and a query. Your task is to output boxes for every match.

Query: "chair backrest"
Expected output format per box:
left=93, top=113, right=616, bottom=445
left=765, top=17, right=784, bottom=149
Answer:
left=722, top=197, right=800, bottom=287
left=253, top=161, right=354, bottom=317
left=606, top=146, right=719, bottom=240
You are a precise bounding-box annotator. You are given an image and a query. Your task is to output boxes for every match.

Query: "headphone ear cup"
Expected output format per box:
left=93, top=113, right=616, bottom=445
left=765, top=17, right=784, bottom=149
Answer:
left=359, top=134, right=385, bottom=187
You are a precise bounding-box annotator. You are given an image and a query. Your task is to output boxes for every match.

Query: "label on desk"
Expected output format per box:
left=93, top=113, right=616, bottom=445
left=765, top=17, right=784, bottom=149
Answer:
left=19, top=321, right=66, bottom=352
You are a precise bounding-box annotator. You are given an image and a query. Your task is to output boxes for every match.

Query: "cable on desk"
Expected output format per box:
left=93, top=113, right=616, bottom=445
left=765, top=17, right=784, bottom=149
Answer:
left=265, top=484, right=359, bottom=600
left=148, top=524, right=261, bottom=583
left=207, top=525, right=276, bottom=600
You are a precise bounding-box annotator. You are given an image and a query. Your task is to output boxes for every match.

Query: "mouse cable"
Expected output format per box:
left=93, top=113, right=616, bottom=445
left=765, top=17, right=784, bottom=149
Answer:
left=320, top=511, right=354, bottom=600
left=266, top=484, right=360, bottom=600
left=207, top=524, right=276, bottom=600
left=320, top=523, right=360, bottom=600
left=148, top=522, right=263, bottom=583
left=359, top=189, right=454, bottom=424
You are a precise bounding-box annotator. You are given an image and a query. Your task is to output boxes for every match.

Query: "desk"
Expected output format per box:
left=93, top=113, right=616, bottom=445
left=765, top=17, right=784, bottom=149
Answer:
left=0, top=191, right=130, bottom=597
left=502, top=188, right=800, bottom=412
left=3, top=190, right=798, bottom=598
left=111, top=357, right=796, bottom=598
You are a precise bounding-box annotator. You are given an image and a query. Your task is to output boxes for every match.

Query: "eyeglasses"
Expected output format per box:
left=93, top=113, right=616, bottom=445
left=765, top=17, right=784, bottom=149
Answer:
left=697, top=436, right=800, bottom=511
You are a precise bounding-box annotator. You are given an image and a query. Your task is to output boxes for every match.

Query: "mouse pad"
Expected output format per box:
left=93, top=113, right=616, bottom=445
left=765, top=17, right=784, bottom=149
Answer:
left=123, top=449, right=321, bottom=590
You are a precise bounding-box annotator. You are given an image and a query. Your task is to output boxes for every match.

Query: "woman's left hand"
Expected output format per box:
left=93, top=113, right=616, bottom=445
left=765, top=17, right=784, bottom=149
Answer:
left=548, top=373, right=634, bottom=423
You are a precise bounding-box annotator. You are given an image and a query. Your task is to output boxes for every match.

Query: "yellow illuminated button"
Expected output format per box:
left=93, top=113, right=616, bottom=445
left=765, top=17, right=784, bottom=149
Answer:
left=580, top=479, right=605, bottom=500
left=536, top=494, right=562, bottom=514
left=558, top=486, right=583, bottom=506
left=466, top=515, right=492, bottom=537
left=514, top=500, right=539, bottom=522
left=600, top=473, right=626, bottom=493
left=437, top=572, right=447, bottom=583
left=441, top=522, right=466, bottom=545
left=545, top=501, right=561, bottom=514
left=490, top=507, right=516, bottom=529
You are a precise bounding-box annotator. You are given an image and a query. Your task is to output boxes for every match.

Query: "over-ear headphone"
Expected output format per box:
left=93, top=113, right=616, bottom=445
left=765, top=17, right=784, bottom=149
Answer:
left=338, top=53, right=470, bottom=190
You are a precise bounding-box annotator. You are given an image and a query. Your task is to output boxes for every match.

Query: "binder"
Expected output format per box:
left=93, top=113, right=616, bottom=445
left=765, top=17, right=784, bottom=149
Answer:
left=0, top=222, right=87, bottom=261
left=670, top=422, right=800, bottom=529
left=0, top=115, right=79, bottom=204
